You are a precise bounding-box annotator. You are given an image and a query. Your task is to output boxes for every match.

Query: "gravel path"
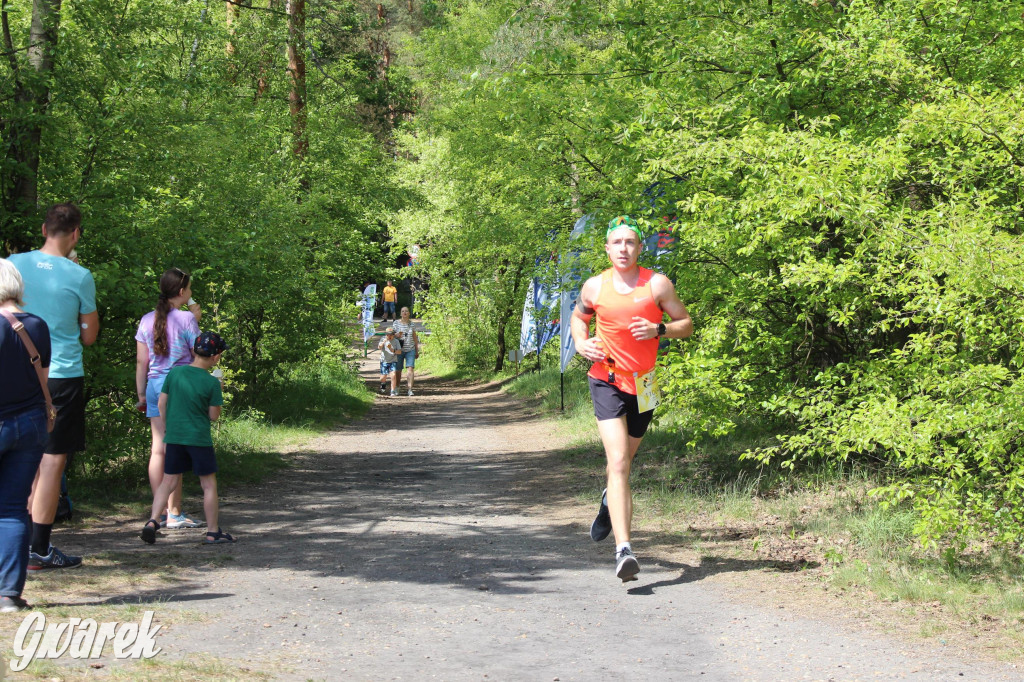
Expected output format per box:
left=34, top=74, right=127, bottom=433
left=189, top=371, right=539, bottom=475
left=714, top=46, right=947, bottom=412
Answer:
left=9, top=346, right=1022, bottom=680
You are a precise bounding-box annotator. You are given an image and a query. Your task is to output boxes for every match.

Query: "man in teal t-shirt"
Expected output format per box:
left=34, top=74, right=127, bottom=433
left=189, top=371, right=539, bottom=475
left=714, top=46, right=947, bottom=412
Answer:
left=9, top=203, right=98, bottom=571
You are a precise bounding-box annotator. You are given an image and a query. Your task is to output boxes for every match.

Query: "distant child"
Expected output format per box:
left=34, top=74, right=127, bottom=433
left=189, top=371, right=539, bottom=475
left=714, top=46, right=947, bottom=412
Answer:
left=140, top=331, right=235, bottom=545
left=378, top=327, right=400, bottom=396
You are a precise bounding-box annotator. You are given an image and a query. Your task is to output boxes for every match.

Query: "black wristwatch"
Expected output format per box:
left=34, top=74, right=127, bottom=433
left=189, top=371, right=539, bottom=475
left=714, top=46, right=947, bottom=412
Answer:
left=657, top=322, right=666, bottom=337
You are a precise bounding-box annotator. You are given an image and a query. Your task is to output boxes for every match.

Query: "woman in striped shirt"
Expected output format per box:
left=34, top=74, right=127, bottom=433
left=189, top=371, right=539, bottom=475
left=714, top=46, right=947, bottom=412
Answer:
left=392, top=307, right=419, bottom=396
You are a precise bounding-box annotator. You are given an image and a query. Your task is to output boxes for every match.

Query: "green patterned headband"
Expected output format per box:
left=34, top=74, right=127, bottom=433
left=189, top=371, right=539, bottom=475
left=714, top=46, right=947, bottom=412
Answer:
left=606, top=215, right=642, bottom=241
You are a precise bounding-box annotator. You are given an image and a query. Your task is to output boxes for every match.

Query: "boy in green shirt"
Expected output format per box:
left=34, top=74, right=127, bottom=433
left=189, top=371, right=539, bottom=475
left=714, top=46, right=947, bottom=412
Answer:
left=140, top=332, right=234, bottom=544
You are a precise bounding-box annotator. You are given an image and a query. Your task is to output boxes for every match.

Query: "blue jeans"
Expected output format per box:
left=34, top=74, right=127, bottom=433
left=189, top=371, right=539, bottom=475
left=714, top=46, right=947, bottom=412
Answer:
left=0, top=408, right=47, bottom=598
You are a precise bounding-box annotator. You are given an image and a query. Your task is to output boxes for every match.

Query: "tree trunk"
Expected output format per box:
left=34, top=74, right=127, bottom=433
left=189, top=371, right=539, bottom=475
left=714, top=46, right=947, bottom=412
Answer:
left=225, top=0, right=240, bottom=59
left=286, top=0, right=308, bottom=169
left=493, top=257, right=527, bottom=372
left=2, top=0, right=62, bottom=229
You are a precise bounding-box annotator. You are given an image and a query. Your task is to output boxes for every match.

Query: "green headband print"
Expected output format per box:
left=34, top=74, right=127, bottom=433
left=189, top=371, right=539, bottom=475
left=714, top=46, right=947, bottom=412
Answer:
left=606, top=215, right=643, bottom=240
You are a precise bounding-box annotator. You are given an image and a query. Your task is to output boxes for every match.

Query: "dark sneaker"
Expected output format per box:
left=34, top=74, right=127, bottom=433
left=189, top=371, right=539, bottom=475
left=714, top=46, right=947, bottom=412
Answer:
left=615, top=547, right=640, bottom=582
left=28, top=545, right=82, bottom=571
left=590, top=489, right=612, bottom=542
left=0, top=595, right=31, bottom=613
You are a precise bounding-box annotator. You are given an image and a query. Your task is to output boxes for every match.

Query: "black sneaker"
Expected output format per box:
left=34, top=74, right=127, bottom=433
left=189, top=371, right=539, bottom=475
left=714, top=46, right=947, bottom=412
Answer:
left=28, top=545, right=82, bottom=571
left=590, top=489, right=612, bottom=542
left=0, top=595, right=30, bottom=613
left=615, top=547, right=640, bottom=582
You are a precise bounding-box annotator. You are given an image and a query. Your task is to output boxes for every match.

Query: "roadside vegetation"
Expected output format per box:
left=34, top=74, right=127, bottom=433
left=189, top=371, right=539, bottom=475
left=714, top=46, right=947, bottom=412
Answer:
left=396, top=1, right=1024, bottom=557
left=434, top=344, right=1024, bottom=659
left=71, top=358, right=373, bottom=520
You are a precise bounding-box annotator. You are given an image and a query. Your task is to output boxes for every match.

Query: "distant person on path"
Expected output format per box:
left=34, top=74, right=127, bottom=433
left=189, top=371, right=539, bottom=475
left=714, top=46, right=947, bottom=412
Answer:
left=135, top=268, right=203, bottom=530
left=381, top=281, right=398, bottom=323
left=141, top=332, right=234, bottom=545
left=378, top=327, right=401, bottom=396
left=9, top=203, right=98, bottom=571
left=570, top=215, right=691, bottom=582
left=393, top=306, right=419, bottom=396
left=0, top=260, right=51, bottom=611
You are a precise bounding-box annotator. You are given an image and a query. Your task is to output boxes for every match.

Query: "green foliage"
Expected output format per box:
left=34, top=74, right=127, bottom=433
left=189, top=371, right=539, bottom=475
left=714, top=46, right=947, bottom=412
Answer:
left=400, top=0, right=1024, bottom=550
left=1, top=0, right=406, bottom=487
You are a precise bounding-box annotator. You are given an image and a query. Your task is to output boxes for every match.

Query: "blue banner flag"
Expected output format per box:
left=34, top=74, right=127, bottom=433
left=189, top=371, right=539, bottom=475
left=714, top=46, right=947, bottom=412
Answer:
left=559, top=214, right=591, bottom=372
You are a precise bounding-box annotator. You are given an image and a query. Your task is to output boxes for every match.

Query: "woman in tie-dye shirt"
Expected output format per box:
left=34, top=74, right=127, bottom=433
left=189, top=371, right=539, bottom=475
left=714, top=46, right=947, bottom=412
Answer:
left=134, top=268, right=202, bottom=529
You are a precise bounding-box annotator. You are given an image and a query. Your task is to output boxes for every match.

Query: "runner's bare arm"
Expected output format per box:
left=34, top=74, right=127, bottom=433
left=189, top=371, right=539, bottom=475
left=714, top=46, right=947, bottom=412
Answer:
left=627, top=274, right=692, bottom=341
left=571, top=275, right=606, bottom=362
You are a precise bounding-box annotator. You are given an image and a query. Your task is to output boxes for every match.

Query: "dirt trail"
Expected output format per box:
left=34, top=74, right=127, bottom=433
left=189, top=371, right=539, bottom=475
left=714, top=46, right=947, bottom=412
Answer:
left=4, top=344, right=1022, bottom=680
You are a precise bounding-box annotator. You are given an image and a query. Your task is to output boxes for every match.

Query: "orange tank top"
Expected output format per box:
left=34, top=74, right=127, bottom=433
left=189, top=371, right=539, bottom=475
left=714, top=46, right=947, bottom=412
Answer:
left=586, top=267, right=663, bottom=395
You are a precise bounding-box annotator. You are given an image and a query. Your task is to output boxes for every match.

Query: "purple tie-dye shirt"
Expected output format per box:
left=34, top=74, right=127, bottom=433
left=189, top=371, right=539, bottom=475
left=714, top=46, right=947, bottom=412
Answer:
left=135, top=309, right=200, bottom=379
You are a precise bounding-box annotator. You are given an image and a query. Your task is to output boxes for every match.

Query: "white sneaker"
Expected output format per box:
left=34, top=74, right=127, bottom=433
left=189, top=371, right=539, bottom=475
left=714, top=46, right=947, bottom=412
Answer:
left=615, top=547, right=640, bottom=582
left=390, top=390, right=398, bottom=396
left=407, top=389, right=414, bottom=396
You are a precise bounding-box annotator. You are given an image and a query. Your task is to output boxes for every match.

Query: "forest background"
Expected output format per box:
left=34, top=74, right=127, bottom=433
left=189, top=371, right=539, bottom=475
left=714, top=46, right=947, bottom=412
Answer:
left=3, top=0, right=1024, bottom=557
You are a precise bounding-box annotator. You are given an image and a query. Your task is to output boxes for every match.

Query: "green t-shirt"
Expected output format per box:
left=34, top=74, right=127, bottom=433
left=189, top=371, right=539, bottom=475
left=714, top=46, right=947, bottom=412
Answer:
left=161, top=365, right=223, bottom=447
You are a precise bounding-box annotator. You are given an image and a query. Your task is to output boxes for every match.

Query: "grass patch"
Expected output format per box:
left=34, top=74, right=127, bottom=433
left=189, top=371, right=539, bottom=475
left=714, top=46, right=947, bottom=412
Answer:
left=506, top=362, right=1024, bottom=657
left=66, top=360, right=373, bottom=521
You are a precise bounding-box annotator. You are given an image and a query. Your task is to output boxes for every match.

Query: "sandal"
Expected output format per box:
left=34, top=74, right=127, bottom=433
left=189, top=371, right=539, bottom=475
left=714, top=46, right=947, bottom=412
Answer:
left=140, top=519, right=159, bottom=545
left=203, top=528, right=236, bottom=544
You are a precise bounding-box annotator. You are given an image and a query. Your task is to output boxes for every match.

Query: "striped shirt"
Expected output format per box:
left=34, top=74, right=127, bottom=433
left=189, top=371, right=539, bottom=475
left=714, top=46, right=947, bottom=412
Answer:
left=392, top=320, right=417, bottom=351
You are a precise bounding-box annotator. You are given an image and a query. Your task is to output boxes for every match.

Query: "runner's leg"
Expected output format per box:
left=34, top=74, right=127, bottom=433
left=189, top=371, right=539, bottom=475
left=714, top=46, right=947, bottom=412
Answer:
left=596, top=417, right=643, bottom=545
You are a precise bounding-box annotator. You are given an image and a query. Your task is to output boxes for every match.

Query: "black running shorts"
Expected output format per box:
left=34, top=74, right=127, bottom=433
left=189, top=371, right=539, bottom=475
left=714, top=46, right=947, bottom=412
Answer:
left=588, top=376, right=655, bottom=439
left=46, top=377, right=86, bottom=455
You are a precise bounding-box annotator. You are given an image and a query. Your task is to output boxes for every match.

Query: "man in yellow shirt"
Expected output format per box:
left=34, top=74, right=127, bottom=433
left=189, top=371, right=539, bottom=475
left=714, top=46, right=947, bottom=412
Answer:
left=381, top=281, right=398, bottom=323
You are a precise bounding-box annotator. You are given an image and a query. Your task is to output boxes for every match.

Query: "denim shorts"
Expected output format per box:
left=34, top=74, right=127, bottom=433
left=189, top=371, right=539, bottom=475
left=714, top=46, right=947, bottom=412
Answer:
left=397, top=349, right=416, bottom=369
left=145, top=375, right=166, bottom=418
left=380, top=360, right=397, bottom=375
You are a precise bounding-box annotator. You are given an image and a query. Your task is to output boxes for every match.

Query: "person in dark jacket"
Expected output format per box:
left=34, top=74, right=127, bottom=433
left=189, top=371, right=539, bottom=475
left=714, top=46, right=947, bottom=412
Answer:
left=0, top=258, right=52, bottom=612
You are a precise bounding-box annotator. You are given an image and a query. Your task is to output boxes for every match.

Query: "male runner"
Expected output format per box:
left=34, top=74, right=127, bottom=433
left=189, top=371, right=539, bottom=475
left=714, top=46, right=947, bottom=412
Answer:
left=570, top=215, right=691, bottom=582
left=9, top=203, right=98, bottom=570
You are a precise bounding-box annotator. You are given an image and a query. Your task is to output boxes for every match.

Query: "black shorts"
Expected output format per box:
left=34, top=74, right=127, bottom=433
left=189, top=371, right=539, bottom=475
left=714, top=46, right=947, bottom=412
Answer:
left=46, top=377, right=86, bottom=455
left=164, top=443, right=219, bottom=477
left=588, top=376, right=655, bottom=439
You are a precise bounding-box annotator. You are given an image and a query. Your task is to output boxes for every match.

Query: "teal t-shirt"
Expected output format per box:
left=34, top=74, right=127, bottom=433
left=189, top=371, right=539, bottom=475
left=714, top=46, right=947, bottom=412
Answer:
left=161, top=365, right=224, bottom=447
left=9, top=251, right=97, bottom=378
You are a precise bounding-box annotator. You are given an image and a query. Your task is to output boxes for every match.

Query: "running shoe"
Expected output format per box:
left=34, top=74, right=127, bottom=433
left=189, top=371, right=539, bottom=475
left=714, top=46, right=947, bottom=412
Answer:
left=407, top=389, right=414, bottom=396
left=590, top=489, right=612, bottom=542
left=28, top=545, right=82, bottom=571
left=615, top=546, right=640, bottom=582
left=390, top=389, right=398, bottom=396
left=0, top=596, right=30, bottom=613
left=166, top=513, right=203, bottom=529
